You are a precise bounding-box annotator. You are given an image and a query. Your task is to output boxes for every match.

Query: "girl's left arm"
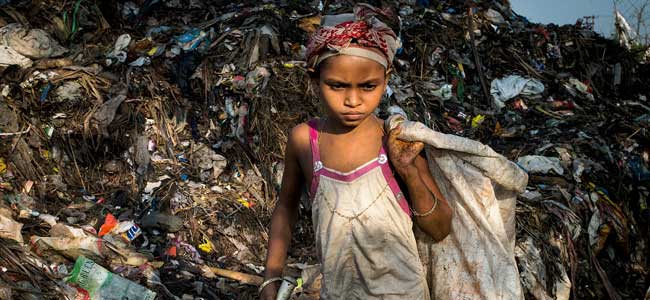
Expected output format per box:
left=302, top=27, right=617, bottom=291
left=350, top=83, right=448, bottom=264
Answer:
left=387, top=128, right=452, bottom=241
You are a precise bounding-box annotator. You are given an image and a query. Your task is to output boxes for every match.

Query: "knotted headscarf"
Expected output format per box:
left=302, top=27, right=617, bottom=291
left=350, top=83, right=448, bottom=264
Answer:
left=306, top=3, right=401, bottom=69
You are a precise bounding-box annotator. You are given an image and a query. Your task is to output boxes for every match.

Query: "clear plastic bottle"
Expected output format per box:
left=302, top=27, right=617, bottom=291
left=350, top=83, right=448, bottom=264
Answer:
left=66, top=256, right=156, bottom=300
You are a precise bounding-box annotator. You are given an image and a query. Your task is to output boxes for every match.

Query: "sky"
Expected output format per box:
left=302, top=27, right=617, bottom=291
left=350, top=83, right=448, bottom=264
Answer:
left=510, top=0, right=616, bottom=37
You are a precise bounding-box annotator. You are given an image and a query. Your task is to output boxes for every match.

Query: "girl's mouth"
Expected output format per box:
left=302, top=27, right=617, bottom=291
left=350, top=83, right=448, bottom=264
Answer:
left=342, top=112, right=365, bottom=121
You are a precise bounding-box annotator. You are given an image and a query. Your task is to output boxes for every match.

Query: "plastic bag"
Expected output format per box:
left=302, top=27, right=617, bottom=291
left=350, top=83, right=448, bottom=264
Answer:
left=0, top=23, right=67, bottom=59
left=517, top=155, right=564, bottom=175
left=490, top=75, right=544, bottom=111
left=0, top=213, right=23, bottom=243
left=0, top=45, right=32, bottom=68
left=387, top=115, right=527, bottom=300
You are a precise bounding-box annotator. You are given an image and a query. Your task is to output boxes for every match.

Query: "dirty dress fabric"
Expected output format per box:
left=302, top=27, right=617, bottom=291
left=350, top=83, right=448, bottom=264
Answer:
left=387, top=116, right=528, bottom=300
left=307, top=119, right=429, bottom=300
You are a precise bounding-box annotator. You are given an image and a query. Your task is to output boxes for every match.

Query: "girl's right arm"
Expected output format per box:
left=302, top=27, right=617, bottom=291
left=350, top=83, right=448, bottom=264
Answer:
left=260, top=125, right=307, bottom=300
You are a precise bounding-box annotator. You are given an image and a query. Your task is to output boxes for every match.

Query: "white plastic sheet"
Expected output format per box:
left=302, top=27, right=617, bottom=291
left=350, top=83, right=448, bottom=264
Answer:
left=106, top=33, right=131, bottom=65
left=0, top=23, right=67, bottom=59
left=517, top=155, right=564, bottom=175
left=614, top=11, right=635, bottom=50
left=0, top=213, right=24, bottom=243
left=0, top=45, right=32, bottom=68
left=388, top=115, right=527, bottom=300
left=490, top=75, right=545, bottom=110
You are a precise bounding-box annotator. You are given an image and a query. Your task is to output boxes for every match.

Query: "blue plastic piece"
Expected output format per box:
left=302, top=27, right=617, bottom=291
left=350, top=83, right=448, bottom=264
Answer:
left=40, top=82, right=52, bottom=103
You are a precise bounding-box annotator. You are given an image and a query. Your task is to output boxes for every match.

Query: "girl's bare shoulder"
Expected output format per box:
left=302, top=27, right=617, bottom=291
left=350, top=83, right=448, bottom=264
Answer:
left=289, top=122, right=310, bottom=145
left=286, top=122, right=313, bottom=162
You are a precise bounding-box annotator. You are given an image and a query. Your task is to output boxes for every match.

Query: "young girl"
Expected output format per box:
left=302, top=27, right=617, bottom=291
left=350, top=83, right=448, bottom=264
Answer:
left=260, top=4, right=452, bottom=299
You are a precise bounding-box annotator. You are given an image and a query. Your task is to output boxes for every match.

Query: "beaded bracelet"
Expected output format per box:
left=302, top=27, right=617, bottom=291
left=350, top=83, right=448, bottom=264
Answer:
left=258, top=277, right=283, bottom=294
left=411, top=195, right=439, bottom=217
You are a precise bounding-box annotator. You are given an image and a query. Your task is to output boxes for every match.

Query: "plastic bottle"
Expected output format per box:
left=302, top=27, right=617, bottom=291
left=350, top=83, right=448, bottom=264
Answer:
left=275, top=277, right=297, bottom=300
left=66, top=256, right=156, bottom=300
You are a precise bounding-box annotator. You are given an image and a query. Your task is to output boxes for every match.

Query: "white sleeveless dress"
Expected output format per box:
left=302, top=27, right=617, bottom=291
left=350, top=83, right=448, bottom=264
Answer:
left=307, top=119, right=429, bottom=300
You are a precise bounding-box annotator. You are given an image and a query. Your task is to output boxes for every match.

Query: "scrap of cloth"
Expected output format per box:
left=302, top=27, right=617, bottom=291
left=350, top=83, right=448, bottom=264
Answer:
left=305, top=3, right=401, bottom=69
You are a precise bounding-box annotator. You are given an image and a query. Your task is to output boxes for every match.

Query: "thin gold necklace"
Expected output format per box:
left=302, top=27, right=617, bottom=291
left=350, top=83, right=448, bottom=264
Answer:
left=318, top=182, right=390, bottom=222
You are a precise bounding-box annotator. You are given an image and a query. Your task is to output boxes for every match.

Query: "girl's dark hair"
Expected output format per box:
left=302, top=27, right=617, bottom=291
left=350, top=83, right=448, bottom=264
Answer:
left=307, top=59, right=331, bottom=79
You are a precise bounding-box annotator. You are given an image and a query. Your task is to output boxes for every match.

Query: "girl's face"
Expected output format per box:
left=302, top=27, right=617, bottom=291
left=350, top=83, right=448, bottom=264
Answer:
left=316, top=54, right=387, bottom=128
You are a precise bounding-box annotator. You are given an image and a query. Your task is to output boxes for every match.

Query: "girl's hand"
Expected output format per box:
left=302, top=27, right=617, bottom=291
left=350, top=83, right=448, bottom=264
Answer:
left=387, top=126, right=424, bottom=178
left=259, top=281, right=279, bottom=300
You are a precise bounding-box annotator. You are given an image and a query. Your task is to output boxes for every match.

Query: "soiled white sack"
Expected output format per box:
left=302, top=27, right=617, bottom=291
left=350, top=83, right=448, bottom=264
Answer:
left=387, top=115, right=527, bottom=300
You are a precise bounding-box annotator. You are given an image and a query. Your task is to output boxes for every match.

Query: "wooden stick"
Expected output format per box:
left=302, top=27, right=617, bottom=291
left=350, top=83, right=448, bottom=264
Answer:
left=208, top=266, right=263, bottom=286
left=467, top=7, right=492, bottom=109
left=66, top=135, right=87, bottom=191
left=0, top=125, right=31, bottom=136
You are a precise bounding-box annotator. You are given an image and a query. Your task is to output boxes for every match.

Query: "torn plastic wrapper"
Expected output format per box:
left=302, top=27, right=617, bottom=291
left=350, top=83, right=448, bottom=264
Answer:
left=517, top=155, right=565, bottom=175
left=54, top=81, right=84, bottom=103
left=0, top=45, right=32, bottom=68
left=175, top=28, right=212, bottom=52
left=490, top=75, right=545, bottom=111
left=98, top=213, right=118, bottom=236
left=0, top=23, right=67, bottom=59
left=107, top=34, right=131, bottom=65
left=33, top=224, right=150, bottom=266
left=0, top=213, right=24, bottom=243
left=92, top=93, right=127, bottom=135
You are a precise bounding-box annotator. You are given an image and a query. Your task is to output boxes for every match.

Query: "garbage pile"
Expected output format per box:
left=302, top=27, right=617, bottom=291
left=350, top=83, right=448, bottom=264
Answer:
left=0, top=1, right=648, bottom=299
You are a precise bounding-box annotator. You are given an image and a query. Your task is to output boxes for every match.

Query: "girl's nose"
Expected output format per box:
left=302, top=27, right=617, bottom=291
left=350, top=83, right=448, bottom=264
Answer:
left=344, top=91, right=361, bottom=107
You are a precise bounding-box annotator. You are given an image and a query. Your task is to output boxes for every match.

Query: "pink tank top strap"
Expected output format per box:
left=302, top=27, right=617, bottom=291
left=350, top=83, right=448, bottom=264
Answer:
left=307, top=119, right=322, bottom=198
left=307, top=119, right=321, bottom=164
left=379, top=142, right=412, bottom=217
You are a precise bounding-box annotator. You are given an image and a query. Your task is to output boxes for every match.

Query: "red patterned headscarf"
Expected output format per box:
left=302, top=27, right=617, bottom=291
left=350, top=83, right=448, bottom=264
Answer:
left=306, top=4, right=401, bottom=69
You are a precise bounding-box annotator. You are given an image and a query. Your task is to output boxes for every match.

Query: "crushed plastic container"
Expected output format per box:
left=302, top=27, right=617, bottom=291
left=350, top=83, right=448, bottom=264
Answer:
left=66, top=256, right=156, bottom=300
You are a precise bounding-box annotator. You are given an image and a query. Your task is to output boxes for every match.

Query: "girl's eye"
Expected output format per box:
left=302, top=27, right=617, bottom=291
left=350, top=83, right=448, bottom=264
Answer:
left=329, top=84, right=344, bottom=90
left=361, top=85, right=377, bottom=91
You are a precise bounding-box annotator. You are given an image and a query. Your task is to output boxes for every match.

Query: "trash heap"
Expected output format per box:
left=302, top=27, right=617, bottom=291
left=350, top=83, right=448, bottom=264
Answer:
left=0, top=1, right=648, bottom=299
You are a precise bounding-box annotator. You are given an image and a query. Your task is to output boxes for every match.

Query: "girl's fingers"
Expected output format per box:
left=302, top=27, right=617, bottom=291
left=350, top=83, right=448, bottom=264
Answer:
left=388, top=127, right=401, bottom=142
left=388, top=129, right=402, bottom=153
left=414, top=141, right=424, bottom=152
left=405, top=141, right=422, bottom=152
